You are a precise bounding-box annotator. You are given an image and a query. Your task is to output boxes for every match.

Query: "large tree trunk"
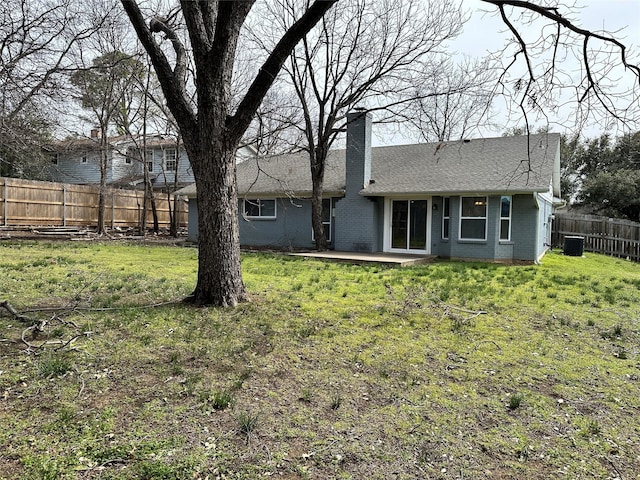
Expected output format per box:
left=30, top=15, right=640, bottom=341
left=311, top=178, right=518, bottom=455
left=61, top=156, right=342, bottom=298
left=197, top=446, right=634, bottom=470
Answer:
left=311, top=146, right=328, bottom=250
left=311, top=163, right=327, bottom=251
left=186, top=136, right=248, bottom=306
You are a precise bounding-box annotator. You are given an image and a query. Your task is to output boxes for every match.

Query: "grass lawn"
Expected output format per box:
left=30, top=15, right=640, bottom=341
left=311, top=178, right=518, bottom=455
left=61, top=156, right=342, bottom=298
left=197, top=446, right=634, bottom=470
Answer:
left=0, top=241, right=639, bottom=479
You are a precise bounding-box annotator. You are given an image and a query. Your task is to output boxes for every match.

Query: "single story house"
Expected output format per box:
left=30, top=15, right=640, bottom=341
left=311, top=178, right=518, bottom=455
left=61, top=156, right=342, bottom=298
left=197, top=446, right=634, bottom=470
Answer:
left=178, top=112, right=561, bottom=262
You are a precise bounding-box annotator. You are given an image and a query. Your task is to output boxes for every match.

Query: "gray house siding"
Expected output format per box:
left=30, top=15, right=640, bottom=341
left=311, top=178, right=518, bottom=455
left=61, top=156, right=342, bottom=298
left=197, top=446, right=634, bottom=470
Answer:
left=186, top=197, right=336, bottom=249
left=430, top=196, right=448, bottom=257
left=51, top=140, right=198, bottom=189
left=53, top=151, right=109, bottom=184
left=429, top=194, right=545, bottom=262
left=492, top=196, right=514, bottom=261
left=112, top=152, right=142, bottom=181
left=186, top=192, right=548, bottom=262
left=511, top=194, right=540, bottom=261
left=152, top=148, right=194, bottom=187
left=187, top=198, right=199, bottom=242
left=239, top=198, right=315, bottom=250
left=448, top=196, right=496, bottom=260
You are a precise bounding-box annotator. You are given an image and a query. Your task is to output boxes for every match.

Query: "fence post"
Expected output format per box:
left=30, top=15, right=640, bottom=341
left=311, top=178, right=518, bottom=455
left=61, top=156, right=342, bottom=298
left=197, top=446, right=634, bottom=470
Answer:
left=62, top=185, right=67, bottom=227
left=111, top=191, right=115, bottom=229
left=3, top=178, right=8, bottom=227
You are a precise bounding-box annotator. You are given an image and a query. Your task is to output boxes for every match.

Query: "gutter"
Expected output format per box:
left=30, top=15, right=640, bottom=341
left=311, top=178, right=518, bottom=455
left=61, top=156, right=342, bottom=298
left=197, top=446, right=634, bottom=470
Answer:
left=553, top=197, right=568, bottom=209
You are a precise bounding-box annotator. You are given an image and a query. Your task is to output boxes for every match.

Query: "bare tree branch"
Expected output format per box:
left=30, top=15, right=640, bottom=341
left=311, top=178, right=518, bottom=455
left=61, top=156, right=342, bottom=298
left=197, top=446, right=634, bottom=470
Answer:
left=120, top=0, right=196, bottom=132
left=228, top=0, right=338, bottom=143
left=481, top=0, right=640, bottom=131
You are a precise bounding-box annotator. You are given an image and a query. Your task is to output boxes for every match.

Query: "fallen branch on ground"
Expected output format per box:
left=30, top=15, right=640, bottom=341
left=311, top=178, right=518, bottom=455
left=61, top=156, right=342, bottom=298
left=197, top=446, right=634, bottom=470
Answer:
left=1, top=300, right=91, bottom=353
left=0, top=300, right=33, bottom=323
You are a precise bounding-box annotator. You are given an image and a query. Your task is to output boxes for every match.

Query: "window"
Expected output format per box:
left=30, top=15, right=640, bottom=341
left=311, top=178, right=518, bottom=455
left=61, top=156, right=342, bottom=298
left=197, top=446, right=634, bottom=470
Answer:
left=146, top=150, right=154, bottom=173
left=81, top=153, right=88, bottom=164
left=125, top=147, right=135, bottom=164
left=442, top=197, right=450, bottom=240
left=459, top=196, right=487, bottom=240
left=500, top=196, right=512, bottom=241
left=51, top=154, right=59, bottom=165
left=243, top=199, right=276, bottom=219
left=164, top=148, right=177, bottom=171
left=126, top=148, right=153, bottom=169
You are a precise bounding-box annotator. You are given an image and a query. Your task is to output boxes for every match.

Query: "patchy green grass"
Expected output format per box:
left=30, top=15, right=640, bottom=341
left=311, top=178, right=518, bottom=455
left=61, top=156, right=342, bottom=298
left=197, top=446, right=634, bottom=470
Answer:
left=1, top=241, right=639, bottom=479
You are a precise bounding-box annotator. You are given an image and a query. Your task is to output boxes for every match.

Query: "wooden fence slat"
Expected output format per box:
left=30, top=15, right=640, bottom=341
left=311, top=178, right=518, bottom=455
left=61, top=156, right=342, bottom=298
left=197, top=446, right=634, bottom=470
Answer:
left=0, top=177, right=187, bottom=229
left=552, top=213, right=640, bottom=262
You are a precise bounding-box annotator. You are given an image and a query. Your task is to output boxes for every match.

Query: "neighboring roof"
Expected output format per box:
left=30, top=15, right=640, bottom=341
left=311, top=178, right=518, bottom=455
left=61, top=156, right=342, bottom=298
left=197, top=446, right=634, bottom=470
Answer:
left=50, top=134, right=179, bottom=152
left=176, top=133, right=561, bottom=198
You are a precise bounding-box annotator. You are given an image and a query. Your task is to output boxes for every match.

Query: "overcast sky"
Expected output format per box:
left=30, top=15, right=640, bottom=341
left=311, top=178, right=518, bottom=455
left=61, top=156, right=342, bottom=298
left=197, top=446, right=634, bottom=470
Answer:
left=457, top=0, right=640, bottom=57
left=451, top=0, right=640, bottom=138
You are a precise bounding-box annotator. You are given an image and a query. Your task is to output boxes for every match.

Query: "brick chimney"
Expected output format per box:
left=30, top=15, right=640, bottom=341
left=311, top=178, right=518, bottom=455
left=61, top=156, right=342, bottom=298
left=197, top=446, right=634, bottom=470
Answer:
left=333, top=110, right=379, bottom=253
left=344, top=110, right=372, bottom=195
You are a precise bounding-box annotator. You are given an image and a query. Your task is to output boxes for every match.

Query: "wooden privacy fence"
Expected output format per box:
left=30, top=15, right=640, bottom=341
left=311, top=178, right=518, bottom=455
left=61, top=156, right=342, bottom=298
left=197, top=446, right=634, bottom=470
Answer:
left=0, top=177, right=187, bottom=229
left=552, top=213, right=640, bottom=262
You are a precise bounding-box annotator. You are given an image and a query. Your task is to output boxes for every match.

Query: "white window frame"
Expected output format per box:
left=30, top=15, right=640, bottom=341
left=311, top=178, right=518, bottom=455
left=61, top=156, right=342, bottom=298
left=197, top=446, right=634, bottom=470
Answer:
left=164, top=148, right=177, bottom=172
left=500, top=195, right=512, bottom=241
left=459, top=196, right=487, bottom=241
left=146, top=150, right=154, bottom=173
left=442, top=197, right=450, bottom=240
left=243, top=198, right=277, bottom=219
left=125, top=146, right=135, bottom=165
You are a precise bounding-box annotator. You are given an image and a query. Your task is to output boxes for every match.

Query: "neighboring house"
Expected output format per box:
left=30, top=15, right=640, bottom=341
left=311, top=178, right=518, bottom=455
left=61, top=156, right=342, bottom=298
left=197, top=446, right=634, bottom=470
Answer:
left=49, top=132, right=256, bottom=191
left=177, top=112, right=562, bottom=263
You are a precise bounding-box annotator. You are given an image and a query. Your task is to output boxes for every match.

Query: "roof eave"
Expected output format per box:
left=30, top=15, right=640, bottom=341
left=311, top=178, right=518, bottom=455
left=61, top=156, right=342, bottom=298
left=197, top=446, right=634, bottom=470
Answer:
left=237, top=189, right=345, bottom=198
left=359, top=188, right=552, bottom=196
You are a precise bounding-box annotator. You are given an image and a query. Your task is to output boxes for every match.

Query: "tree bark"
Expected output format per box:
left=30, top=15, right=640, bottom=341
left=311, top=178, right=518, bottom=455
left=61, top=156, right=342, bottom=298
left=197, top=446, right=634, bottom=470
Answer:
left=169, top=195, right=178, bottom=237
left=150, top=190, right=159, bottom=233
left=186, top=138, right=248, bottom=306
left=310, top=147, right=327, bottom=250
left=97, top=136, right=108, bottom=235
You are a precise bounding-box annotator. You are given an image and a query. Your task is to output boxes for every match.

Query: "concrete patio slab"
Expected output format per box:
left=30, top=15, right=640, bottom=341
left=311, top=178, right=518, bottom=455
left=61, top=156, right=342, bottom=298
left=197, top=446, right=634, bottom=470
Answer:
left=287, top=251, right=436, bottom=267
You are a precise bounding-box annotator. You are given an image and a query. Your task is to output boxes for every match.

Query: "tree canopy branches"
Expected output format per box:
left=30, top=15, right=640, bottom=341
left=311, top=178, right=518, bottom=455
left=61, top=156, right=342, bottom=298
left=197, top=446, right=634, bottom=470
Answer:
left=480, top=0, right=640, bottom=134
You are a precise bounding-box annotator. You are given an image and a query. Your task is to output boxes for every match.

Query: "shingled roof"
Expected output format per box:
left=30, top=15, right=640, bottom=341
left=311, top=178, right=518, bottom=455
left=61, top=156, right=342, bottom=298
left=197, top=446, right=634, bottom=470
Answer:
left=363, top=133, right=560, bottom=196
left=177, top=133, right=560, bottom=198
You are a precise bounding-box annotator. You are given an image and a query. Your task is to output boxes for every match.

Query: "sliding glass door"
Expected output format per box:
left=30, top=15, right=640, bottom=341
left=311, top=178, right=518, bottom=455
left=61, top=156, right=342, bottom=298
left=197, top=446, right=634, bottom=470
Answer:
left=390, top=199, right=428, bottom=252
